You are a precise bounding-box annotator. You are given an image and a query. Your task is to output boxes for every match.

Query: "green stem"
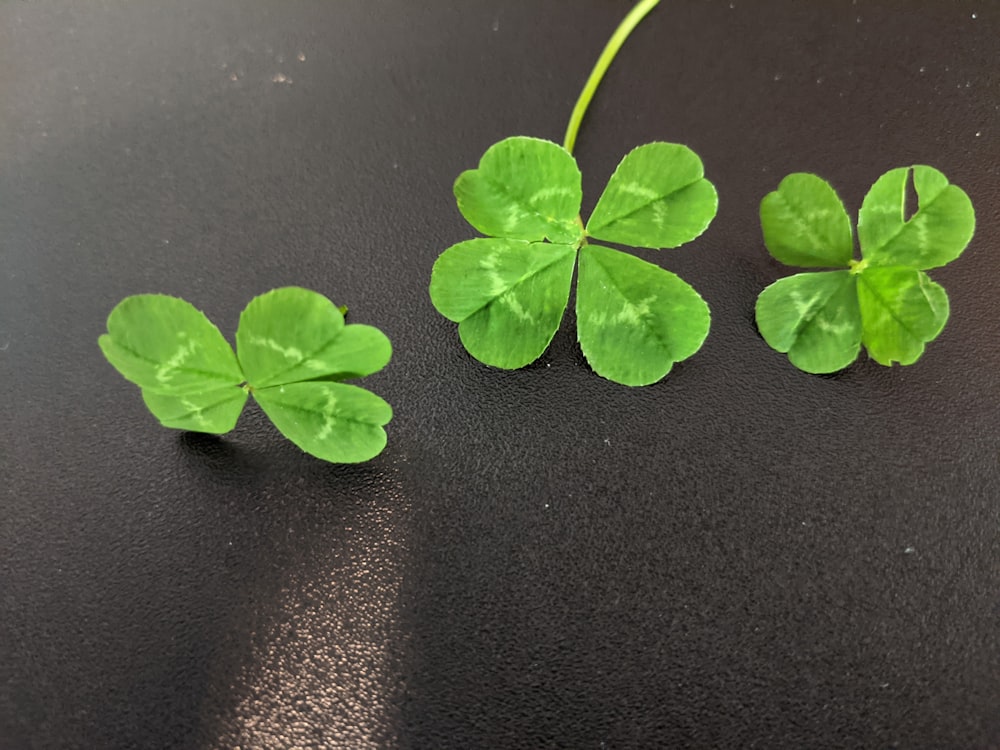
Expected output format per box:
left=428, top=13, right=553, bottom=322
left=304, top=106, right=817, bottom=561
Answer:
left=562, top=0, right=661, bottom=155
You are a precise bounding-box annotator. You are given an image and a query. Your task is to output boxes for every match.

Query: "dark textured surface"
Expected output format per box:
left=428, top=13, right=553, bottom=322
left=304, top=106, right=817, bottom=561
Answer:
left=2, top=1, right=999, bottom=748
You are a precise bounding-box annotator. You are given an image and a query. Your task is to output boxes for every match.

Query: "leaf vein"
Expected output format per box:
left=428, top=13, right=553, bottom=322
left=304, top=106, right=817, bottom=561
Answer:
left=110, top=340, right=240, bottom=388
left=857, top=273, right=926, bottom=342
left=863, top=180, right=950, bottom=258
left=460, top=246, right=576, bottom=321
left=482, top=175, right=577, bottom=240
left=588, top=252, right=676, bottom=356
left=254, top=393, right=385, bottom=428
left=590, top=177, right=704, bottom=232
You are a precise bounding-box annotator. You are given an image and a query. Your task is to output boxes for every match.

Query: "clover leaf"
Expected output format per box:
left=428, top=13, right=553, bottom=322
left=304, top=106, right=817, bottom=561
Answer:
left=99, top=287, right=392, bottom=463
left=755, top=167, right=975, bottom=373
left=427, top=1, right=716, bottom=387
left=430, top=138, right=715, bottom=386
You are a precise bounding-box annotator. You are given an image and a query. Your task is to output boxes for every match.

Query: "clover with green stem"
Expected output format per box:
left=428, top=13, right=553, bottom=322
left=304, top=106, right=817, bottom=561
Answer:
left=755, top=166, right=975, bottom=374
left=99, top=287, right=393, bottom=463
left=429, top=0, right=718, bottom=386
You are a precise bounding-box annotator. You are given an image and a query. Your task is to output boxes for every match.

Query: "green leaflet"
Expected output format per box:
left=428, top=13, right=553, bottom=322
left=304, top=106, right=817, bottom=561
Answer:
left=98, top=295, right=244, bottom=395
left=253, top=382, right=392, bottom=465
left=141, top=387, right=249, bottom=434
left=430, top=137, right=717, bottom=385
left=858, top=166, right=976, bottom=270
left=755, top=271, right=861, bottom=374
left=577, top=244, right=710, bottom=385
left=856, top=266, right=950, bottom=366
left=454, top=137, right=584, bottom=245
left=586, top=143, right=717, bottom=250
left=760, top=173, right=853, bottom=268
left=755, top=167, right=974, bottom=373
left=99, top=287, right=393, bottom=463
left=237, top=288, right=391, bottom=387
left=429, top=238, right=576, bottom=369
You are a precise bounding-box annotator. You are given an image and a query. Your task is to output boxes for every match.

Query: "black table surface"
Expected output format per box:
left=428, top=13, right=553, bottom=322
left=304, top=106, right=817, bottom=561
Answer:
left=3, top=2, right=999, bottom=748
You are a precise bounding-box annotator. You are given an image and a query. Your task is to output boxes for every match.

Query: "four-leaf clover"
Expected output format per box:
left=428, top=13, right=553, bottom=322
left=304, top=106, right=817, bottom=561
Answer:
left=755, top=166, right=975, bottom=374
left=99, top=287, right=393, bottom=463
left=429, top=136, right=718, bottom=386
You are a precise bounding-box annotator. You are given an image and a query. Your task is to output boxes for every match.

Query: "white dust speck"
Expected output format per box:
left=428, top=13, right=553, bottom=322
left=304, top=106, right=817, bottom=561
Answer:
left=603, top=438, right=611, bottom=446
left=491, top=18, right=499, bottom=31
left=972, top=12, right=977, bottom=19
left=271, top=73, right=293, bottom=84
left=880, top=682, right=889, bottom=688
left=0, top=341, right=9, bottom=352
left=162, top=239, right=170, bottom=245
left=773, top=72, right=782, bottom=81
left=904, top=546, right=916, bottom=554
left=729, top=1, right=735, bottom=7
left=544, top=503, right=550, bottom=509
left=856, top=15, right=862, bottom=23
left=976, top=130, right=982, bottom=136
left=816, top=76, right=824, bottom=84
left=297, top=51, right=306, bottom=62
left=229, top=72, right=239, bottom=81
left=919, top=66, right=926, bottom=73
